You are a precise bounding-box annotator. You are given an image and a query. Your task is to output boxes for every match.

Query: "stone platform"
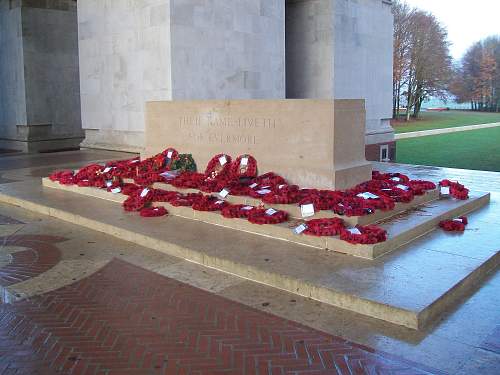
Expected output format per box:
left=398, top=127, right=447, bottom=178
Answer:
left=42, top=177, right=489, bottom=260
left=0, top=170, right=498, bottom=330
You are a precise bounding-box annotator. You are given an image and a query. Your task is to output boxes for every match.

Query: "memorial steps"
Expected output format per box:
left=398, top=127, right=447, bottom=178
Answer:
left=0, top=177, right=496, bottom=329
left=42, top=177, right=489, bottom=259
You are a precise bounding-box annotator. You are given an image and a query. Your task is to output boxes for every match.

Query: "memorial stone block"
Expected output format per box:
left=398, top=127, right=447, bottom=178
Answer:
left=145, top=99, right=372, bottom=190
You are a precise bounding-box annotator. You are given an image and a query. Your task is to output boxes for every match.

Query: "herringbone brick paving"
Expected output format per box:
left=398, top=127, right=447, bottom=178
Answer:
left=0, top=258, right=443, bottom=374
left=0, top=235, right=62, bottom=287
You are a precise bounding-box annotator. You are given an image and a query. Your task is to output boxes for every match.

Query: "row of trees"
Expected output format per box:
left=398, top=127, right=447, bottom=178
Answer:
left=392, top=0, right=452, bottom=120
left=449, top=37, right=500, bottom=112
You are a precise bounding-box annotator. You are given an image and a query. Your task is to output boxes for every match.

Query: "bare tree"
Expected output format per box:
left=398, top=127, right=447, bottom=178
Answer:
left=392, top=1, right=452, bottom=120
left=450, top=37, right=500, bottom=112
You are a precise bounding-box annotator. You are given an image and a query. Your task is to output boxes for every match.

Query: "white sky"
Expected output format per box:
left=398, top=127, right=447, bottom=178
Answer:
left=403, top=0, right=500, bottom=60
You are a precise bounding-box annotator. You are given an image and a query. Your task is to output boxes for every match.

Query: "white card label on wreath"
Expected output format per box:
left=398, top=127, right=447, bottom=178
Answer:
left=293, top=224, right=308, bottom=234
left=265, top=208, right=278, bottom=216
left=242, top=206, right=254, bottom=211
left=218, top=188, right=229, bottom=199
left=257, top=189, right=271, bottom=195
left=396, top=184, right=409, bottom=191
left=130, top=159, right=139, bottom=164
left=103, top=167, right=112, bottom=173
left=347, top=227, right=362, bottom=235
left=240, top=157, right=249, bottom=166
left=391, top=177, right=401, bottom=182
left=453, top=218, right=463, bottom=223
left=111, top=187, right=121, bottom=194
left=219, top=155, right=227, bottom=166
left=357, top=192, right=379, bottom=200
left=106, top=181, right=112, bottom=187
left=167, top=150, right=173, bottom=158
left=278, top=184, right=285, bottom=189
left=301, top=203, right=315, bottom=218
left=441, top=186, right=450, bottom=195
left=249, top=183, right=258, bottom=189
left=261, top=185, right=271, bottom=189
left=381, top=188, right=392, bottom=191
left=215, top=200, right=224, bottom=205
left=160, top=171, right=179, bottom=180
left=140, top=188, right=150, bottom=198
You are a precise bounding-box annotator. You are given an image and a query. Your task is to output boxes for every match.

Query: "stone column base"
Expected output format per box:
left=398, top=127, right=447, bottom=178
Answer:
left=0, top=136, right=84, bottom=153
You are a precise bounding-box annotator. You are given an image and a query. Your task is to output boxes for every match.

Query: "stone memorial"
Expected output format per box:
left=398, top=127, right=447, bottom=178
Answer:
left=145, top=99, right=372, bottom=190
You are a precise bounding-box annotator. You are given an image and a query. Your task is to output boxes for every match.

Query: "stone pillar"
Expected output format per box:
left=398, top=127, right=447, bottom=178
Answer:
left=0, top=0, right=83, bottom=153
left=78, top=0, right=286, bottom=152
left=286, top=0, right=395, bottom=161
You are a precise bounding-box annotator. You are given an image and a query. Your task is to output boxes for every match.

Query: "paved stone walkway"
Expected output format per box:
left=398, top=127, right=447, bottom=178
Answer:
left=395, top=121, right=500, bottom=139
left=0, top=256, right=440, bottom=375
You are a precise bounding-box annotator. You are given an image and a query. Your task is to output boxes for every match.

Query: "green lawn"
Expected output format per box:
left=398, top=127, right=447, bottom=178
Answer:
left=396, top=126, right=500, bottom=172
left=393, top=110, right=500, bottom=133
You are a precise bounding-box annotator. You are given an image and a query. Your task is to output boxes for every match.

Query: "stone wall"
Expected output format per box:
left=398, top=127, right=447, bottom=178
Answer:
left=286, top=0, right=394, bottom=160
left=78, top=0, right=172, bottom=152
left=0, top=0, right=82, bottom=152
left=78, top=0, right=285, bottom=152
left=334, top=0, right=394, bottom=148
left=170, top=0, right=285, bottom=100
left=0, top=1, right=26, bottom=140
left=285, top=0, right=335, bottom=99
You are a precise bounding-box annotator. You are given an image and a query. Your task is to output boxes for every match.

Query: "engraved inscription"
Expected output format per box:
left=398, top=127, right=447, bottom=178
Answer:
left=179, top=113, right=280, bottom=145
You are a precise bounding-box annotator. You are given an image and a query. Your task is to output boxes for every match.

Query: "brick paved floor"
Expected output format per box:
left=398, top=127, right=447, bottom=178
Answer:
left=0, top=259, right=442, bottom=375
left=0, top=235, right=62, bottom=287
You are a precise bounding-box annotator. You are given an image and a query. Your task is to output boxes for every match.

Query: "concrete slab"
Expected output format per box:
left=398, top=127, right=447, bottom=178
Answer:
left=0, top=179, right=498, bottom=329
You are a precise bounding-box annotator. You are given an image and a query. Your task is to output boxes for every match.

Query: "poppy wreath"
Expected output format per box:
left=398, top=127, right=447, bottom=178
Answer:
left=407, top=180, right=437, bottom=195
left=134, top=172, right=164, bottom=186
left=332, top=198, right=374, bottom=217
left=247, top=185, right=274, bottom=199
left=170, top=153, right=197, bottom=172
left=199, top=177, right=230, bottom=194
left=160, top=147, right=179, bottom=170
left=221, top=204, right=256, bottom=219
left=439, top=179, right=469, bottom=200
left=303, top=218, right=345, bottom=237
left=49, top=170, right=74, bottom=184
left=251, top=172, right=286, bottom=188
left=224, top=182, right=252, bottom=197
left=169, top=193, right=204, bottom=207
left=140, top=206, right=168, bottom=217
left=152, top=189, right=180, bottom=202
left=352, top=191, right=396, bottom=211
left=439, top=216, right=468, bottom=232
left=192, top=195, right=229, bottom=211
left=122, top=183, right=142, bottom=196
left=297, top=195, right=325, bottom=211
left=339, top=225, right=387, bottom=244
left=262, top=185, right=301, bottom=204
left=122, top=187, right=155, bottom=211
left=105, top=179, right=122, bottom=192
left=170, top=172, right=205, bottom=189
left=372, top=171, right=410, bottom=184
left=123, top=196, right=146, bottom=212
left=382, top=186, right=414, bottom=203
left=230, top=154, right=258, bottom=179
left=247, top=208, right=288, bottom=225
left=205, top=153, right=232, bottom=179
left=74, top=164, right=102, bottom=181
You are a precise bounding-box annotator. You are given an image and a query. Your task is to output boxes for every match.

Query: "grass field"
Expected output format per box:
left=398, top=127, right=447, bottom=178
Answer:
left=396, top=126, right=500, bottom=172
left=392, top=110, right=500, bottom=133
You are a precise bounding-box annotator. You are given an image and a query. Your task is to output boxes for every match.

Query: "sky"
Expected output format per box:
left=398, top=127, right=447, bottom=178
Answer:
left=403, top=0, right=500, bottom=61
